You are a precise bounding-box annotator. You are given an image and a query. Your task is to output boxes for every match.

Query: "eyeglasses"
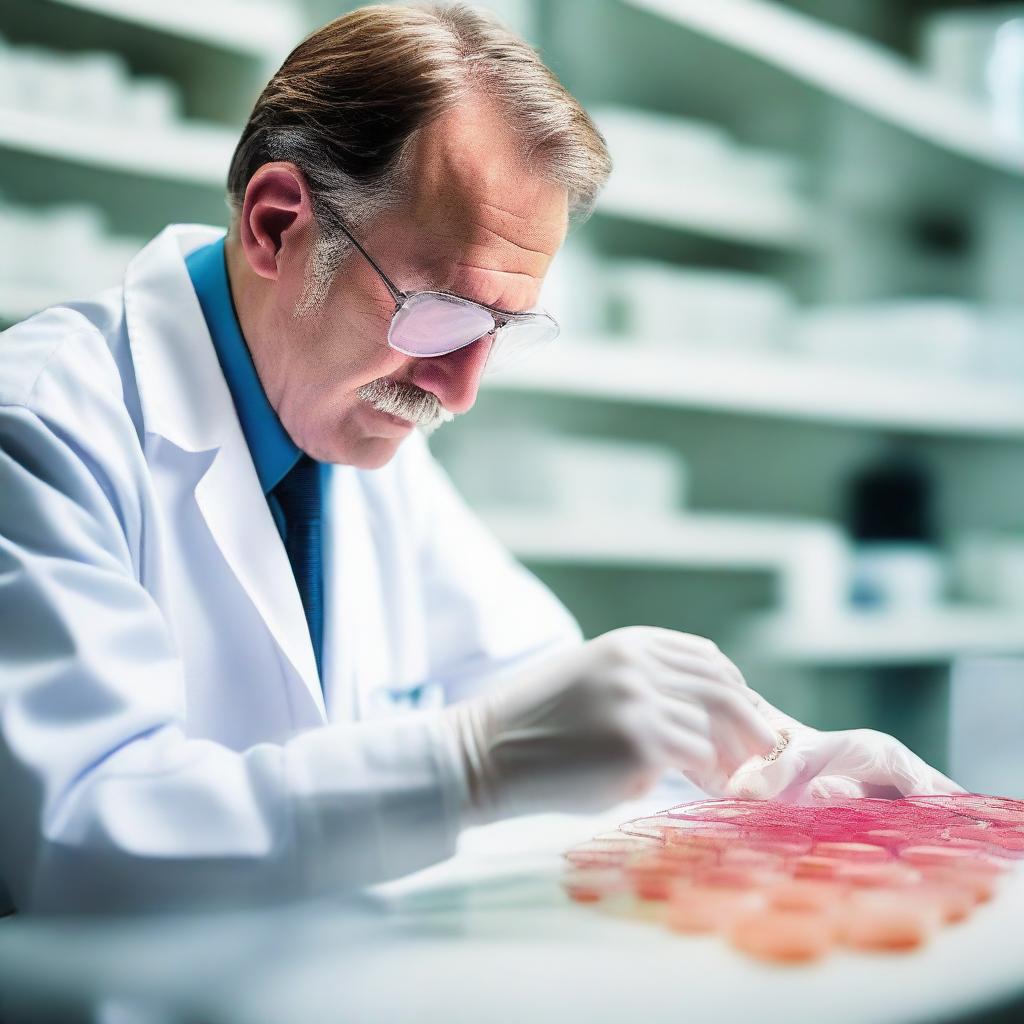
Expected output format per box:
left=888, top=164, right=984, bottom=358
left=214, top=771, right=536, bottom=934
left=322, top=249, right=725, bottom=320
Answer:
left=335, top=220, right=559, bottom=373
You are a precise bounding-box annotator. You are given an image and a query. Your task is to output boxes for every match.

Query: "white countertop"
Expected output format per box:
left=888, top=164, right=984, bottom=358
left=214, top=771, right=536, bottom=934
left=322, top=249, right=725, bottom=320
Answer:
left=2, top=789, right=1023, bottom=1024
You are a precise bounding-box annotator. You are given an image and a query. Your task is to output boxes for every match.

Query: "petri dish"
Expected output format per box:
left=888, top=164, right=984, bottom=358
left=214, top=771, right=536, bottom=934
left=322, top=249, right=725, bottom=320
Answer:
left=562, top=868, right=624, bottom=904
left=840, top=890, right=939, bottom=952
left=728, top=907, right=834, bottom=964
left=840, top=861, right=921, bottom=890
left=918, top=864, right=999, bottom=904
left=668, top=883, right=764, bottom=935
left=899, top=843, right=1001, bottom=869
left=766, top=879, right=848, bottom=916
left=813, top=842, right=890, bottom=863
left=913, top=880, right=976, bottom=924
left=793, top=855, right=848, bottom=881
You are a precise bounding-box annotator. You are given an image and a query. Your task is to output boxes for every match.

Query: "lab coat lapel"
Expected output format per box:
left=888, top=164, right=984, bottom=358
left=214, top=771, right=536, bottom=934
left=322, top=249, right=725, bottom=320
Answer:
left=322, top=465, right=382, bottom=720
left=321, top=467, right=357, bottom=720
left=193, top=444, right=325, bottom=719
left=123, top=224, right=326, bottom=720
left=323, top=460, right=432, bottom=721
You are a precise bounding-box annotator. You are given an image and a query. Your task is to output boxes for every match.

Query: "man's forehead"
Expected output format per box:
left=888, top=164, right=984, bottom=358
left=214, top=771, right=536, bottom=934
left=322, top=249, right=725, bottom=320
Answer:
left=409, top=164, right=566, bottom=257
left=414, top=180, right=565, bottom=244
left=400, top=96, right=569, bottom=306
left=410, top=206, right=562, bottom=297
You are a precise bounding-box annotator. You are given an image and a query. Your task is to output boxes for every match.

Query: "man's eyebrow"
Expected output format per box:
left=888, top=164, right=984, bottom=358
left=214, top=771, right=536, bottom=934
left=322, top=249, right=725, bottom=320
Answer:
left=453, top=264, right=539, bottom=283
left=447, top=264, right=540, bottom=307
left=427, top=285, right=522, bottom=316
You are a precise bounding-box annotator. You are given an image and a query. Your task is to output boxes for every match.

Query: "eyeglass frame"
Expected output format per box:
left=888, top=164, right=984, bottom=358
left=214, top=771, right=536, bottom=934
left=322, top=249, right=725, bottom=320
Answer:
left=332, top=219, right=560, bottom=360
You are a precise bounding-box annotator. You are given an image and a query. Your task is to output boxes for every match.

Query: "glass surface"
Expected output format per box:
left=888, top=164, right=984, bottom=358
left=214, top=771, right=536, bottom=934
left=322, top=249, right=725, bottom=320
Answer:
left=388, top=291, right=496, bottom=357
left=485, top=311, right=560, bottom=371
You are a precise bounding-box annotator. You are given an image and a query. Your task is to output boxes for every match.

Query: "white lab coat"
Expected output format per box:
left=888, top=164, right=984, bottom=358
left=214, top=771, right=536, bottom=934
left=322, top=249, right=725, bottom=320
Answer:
left=0, top=224, right=580, bottom=914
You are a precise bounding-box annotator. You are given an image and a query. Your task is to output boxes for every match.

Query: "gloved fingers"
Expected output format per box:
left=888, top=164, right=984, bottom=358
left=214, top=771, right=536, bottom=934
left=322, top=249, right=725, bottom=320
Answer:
left=640, top=627, right=732, bottom=663
left=649, top=634, right=747, bottom=689
left=659, top=675, right=779, bottom=754
left=808, top=774, right=868, bottom=799
left=681, top=764, right=733, bottom=798
left=655, top=693, right=752, bottom=776
left=648, top=646, right=747, bottom=691
left=725, top=728, right=841, bottom=802
left=858, top=732, right=965, bottom=797
left=727, top=728, right=965, bottom=803
left=802, top=729, right=961, bottom=798
left=743, top=689, right=803, bottom=729
left=655, top=719, right=718, bottom=777
left=716, top=725, right=767, bottom=780
left=647, top=645, right=802, bottom=757
left=654, top=693, right=713, bottom=738
left=908, top=768, right=965, bottom=797
left=638, top=626, right=721, bottom=652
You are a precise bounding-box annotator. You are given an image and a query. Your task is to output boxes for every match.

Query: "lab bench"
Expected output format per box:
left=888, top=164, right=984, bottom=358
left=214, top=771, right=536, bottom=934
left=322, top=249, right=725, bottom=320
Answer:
left=2, top=790, right=1024, bottom=1024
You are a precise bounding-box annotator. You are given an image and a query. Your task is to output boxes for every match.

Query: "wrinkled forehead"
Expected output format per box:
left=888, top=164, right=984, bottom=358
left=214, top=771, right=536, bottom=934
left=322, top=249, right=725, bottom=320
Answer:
left=397, top=98, right=569, bottom=312
left=406, top=201, right=566, bottom=312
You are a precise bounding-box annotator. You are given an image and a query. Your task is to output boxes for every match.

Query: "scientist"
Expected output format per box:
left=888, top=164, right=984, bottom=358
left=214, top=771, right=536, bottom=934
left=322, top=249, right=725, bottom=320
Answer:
left=0, top=3, right=958, bottom=914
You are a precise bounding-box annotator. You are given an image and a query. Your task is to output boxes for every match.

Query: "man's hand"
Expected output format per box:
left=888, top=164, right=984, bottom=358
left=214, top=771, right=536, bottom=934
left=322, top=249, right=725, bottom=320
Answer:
left=725, top=692, right=964, bottom=802
left=444, top=626, right=780, bottom=824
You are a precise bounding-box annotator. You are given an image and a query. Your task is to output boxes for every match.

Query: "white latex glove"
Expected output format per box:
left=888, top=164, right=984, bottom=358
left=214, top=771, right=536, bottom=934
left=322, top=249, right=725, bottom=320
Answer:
left=726, top=691, right=964, bottom=802
left=444, top=626, right=780, bottom=825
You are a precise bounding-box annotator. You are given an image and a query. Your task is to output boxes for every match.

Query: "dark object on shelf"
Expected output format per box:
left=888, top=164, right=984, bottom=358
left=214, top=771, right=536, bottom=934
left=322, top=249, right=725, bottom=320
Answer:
left=847, top=453, right=935, bottom=544
left=846, top=453, right=942, bottom=610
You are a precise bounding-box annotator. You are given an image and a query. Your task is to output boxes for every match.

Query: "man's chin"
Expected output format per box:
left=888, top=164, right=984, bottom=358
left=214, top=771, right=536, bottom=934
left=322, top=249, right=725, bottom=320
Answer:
left=324, top=407, right=452, bottom=468
left=344, top=434, right=406, bottom=470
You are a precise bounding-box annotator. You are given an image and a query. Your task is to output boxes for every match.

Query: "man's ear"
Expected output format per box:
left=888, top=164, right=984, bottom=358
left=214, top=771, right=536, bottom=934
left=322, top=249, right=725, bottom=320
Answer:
left=238, top=162, right=315, bottom=280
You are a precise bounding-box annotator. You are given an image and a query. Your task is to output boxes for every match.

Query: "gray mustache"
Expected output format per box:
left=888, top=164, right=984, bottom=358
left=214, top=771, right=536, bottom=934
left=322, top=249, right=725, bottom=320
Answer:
left=356, top=378, right=454, bottom=434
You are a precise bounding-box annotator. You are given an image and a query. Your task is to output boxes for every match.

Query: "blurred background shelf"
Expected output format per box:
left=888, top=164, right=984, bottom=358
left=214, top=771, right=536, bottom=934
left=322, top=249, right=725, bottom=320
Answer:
left=0, top=109, right=235, bottom=186
left=595, top=175, right=817, bottom=248
left=482, top=509, right=842, bottom=572
left=41, top=0, right=303, bottom=60
left=622, top=0, right=1024, bottom=174
left=739, top=607, right=1024, bottom=666
left=489, top=341, right=1024, bottom=438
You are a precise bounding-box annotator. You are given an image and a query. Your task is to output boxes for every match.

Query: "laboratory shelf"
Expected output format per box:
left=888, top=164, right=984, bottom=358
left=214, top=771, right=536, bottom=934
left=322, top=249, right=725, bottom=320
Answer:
left=0, top=108, right=235, bottom=186
left=622, top=0, right=1024, bottom=176
left=737, top=606, right=1024, bottom=666
left=41, top=0, right=302, bottom=60
left=482, top=508, right=840, bottom=572
left=487, top=340, right=1024, bottom=439
left=594, top=173, right=816, bottom=249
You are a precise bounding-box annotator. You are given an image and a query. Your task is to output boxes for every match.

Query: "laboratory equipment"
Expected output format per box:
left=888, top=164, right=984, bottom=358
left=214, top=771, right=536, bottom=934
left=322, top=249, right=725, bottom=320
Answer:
left=563, top=793, right=1024, bottom=964
left=845, top=454, right=945, bottom=612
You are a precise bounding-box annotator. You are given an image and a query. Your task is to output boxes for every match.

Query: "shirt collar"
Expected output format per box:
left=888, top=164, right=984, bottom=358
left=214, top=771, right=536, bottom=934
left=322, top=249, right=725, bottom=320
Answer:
left=185, top=235, right=301, bottom=493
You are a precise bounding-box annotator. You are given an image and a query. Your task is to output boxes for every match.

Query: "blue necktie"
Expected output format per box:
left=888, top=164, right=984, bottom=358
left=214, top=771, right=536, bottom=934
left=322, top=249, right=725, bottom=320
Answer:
left=272, top=454, right=323, bottom=681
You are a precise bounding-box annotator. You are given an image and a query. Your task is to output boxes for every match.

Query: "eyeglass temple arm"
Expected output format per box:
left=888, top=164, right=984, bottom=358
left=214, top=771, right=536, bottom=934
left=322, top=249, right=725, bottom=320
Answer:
left=334, top=220, right=406, bottom=306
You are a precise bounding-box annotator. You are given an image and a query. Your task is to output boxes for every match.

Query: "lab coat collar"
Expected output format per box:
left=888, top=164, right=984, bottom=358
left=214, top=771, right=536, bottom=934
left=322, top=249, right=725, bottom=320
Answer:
left=124, top=224, right=235, bottom=454
left=124, top=224, right=326, bottom=720
left=184, top=235, right=301, bottom=495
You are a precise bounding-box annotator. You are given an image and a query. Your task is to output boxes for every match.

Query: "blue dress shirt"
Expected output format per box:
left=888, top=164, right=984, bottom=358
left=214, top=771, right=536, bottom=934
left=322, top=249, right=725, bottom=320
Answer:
left=186, top=235, right=324, bottom=677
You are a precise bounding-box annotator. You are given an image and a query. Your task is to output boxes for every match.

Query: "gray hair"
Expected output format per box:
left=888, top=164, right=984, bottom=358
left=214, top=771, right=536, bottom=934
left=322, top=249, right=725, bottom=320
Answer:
left=225, top=2, right=611, bottom=316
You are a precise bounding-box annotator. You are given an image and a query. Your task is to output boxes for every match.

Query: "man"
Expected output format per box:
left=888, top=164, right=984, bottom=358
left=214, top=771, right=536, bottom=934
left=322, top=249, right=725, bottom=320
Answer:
left=0, top=3, right=957, bottom=915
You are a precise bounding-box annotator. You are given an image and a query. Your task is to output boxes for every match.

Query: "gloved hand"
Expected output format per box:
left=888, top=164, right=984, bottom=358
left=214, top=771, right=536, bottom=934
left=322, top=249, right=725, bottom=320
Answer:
left=725, top=691, right=964, bottom=802
left=444, top=626, right=780, bottom=825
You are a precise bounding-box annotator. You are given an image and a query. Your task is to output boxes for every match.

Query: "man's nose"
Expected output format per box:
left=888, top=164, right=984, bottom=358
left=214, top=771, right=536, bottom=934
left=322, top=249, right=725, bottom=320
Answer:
left=407, top=336, right=493, bottom=415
